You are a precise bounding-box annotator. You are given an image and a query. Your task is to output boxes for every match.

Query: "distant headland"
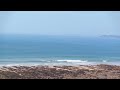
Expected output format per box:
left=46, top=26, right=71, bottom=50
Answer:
left=100, top=35, right=120, bottom=38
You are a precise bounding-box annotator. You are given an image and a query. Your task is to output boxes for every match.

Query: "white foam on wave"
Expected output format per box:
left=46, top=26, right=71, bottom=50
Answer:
left=0, top=59, right=120, bottom=67
left=102, top=60, right=107, bottom=63
left=57, top=60, right=88, bottom=63
left=0, top=63, right=41, bottom=67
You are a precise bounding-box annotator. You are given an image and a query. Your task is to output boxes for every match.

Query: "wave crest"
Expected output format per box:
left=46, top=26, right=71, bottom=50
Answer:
left=57, top=60, right=88, bottom=63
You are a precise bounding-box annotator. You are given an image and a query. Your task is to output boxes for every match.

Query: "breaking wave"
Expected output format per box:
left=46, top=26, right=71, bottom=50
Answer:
left=57, top=60, right=88, bottom=63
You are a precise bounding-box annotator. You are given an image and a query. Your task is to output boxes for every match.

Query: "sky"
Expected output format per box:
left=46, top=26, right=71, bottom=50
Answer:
left=0, top=11, right=120, bottom=37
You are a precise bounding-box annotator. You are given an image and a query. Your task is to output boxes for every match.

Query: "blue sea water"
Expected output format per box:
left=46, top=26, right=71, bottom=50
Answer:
left=0, top=35, right=120, bottom=66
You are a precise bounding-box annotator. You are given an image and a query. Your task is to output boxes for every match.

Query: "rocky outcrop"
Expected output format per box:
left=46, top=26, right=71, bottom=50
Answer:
left=0, top=64, right=120, bottom=79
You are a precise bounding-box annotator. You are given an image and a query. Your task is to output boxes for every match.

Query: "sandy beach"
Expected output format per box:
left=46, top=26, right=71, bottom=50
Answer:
left=0, top=64, right=120, bottom=79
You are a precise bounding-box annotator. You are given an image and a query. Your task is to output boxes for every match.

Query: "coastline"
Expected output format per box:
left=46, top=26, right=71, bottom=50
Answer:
left=0, top=64, right=120, bottom=79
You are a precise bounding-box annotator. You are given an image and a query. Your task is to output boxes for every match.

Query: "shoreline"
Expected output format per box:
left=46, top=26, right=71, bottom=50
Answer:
left=0, top=64, right=120, bottom=79
left=0, top=62, right=120, bottom=68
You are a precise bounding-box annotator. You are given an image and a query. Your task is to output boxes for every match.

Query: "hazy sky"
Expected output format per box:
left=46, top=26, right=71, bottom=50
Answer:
left=0, top=11, right=120, bottom=36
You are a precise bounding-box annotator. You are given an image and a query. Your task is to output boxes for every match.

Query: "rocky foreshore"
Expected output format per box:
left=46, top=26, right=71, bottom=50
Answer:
left=0, top=64, right=120, bottom=79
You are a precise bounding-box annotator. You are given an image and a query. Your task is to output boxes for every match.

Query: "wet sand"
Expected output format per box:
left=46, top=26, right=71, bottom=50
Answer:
left=0, top=64, right=120, bottom=79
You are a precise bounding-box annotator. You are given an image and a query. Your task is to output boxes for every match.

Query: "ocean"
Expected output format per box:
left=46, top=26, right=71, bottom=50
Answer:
left=0, top=35, right=120, bottom=66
